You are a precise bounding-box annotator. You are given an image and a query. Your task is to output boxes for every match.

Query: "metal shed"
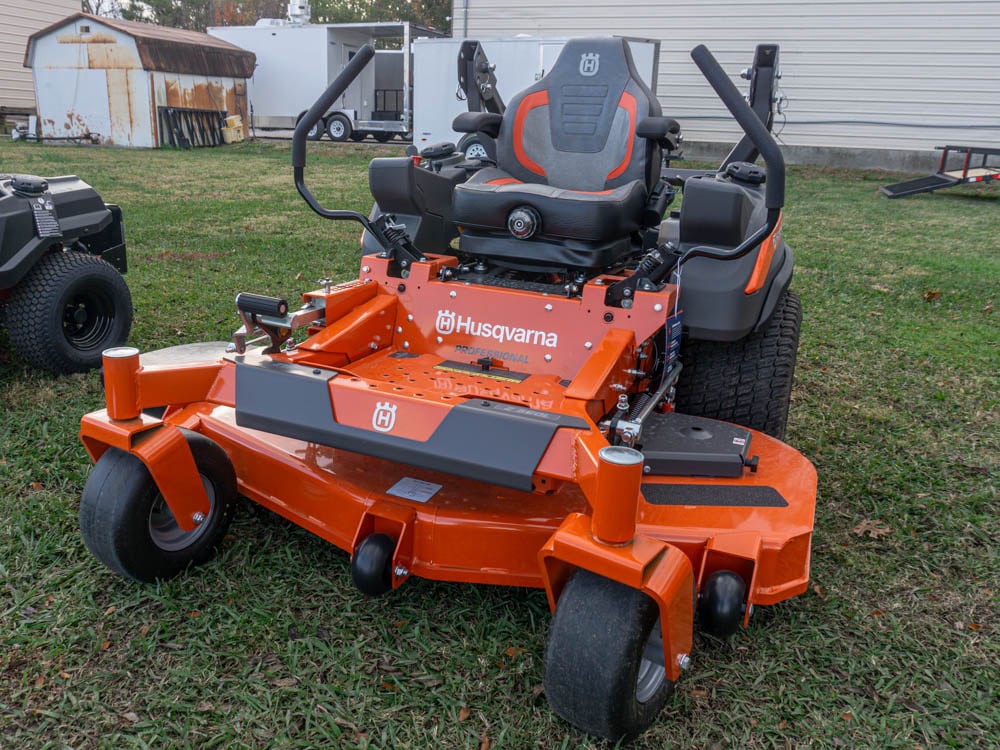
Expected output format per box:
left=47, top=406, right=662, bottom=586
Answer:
left=24, top=13, right=256, bottom=148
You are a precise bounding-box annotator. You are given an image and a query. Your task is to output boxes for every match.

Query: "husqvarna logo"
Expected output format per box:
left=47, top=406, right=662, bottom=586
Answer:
left=372, top=401, right=397, bottom=433
left=434, top=309, right=558, bottom=347
left=435, top=309, right=457, bottom=335
left=580, top=53, right=600, bottom=77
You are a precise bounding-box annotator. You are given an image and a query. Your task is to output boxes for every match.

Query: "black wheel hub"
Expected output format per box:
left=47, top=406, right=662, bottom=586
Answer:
left=62, top=283, right=116, bottom=351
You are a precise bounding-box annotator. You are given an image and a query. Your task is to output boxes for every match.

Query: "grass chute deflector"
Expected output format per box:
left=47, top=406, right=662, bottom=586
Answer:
left=79, top=37, right=816, bottom=743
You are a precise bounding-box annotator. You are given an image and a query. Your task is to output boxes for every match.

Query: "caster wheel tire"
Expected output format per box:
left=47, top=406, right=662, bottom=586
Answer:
left=351, top=533, right=395, bottom=596
left=674, top=290, right=801, bottom=439
left=7, top=251, right=132, bottom=374
left=79, top=430, right=237, bottom=582
left=543, top=570, right=674, bottom=741
left=698, top=570, right=747, bottom=638
left=325, top=114, right=352, bottom=142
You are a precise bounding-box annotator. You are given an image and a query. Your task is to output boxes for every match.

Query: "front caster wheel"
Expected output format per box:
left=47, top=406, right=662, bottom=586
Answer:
left=79, top=431, right=237, bottom=582
left=698, top=570, right=747, bottom=638
left=543, top=570, right=674, bottom=741
left=350, top=533, right=395, bottom=596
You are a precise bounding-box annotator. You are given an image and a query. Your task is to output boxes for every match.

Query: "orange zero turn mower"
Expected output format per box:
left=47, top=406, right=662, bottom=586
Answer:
left=79, top=41, right=815, bottom=741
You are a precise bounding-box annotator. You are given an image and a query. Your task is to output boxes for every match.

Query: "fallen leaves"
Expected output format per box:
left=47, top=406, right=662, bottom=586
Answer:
left=458, top=706, right=471, bottom=722
left=921, top=288, right=941, bottom=303
left=852, top=519, right=891, bottom=539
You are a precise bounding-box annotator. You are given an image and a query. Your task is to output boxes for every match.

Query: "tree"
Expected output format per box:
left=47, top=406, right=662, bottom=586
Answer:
left=120, top=0, right=216, bottom=30
left=311, top=0, right=450, bottom=32
left=82, top=0, right=124, bottom=16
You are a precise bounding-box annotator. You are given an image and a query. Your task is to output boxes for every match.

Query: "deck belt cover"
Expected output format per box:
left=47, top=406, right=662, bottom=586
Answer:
left=234, top=359, right=588, bottom=491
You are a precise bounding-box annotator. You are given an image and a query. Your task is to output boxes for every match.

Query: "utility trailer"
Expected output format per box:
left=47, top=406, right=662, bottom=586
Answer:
left=208, top=5, right=441, bottom=142
left=880, top=145, right=1000, bottom=198
left=412, top=36, right=659, bottom=156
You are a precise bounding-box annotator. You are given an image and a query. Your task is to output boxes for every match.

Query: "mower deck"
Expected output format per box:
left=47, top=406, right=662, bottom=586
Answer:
left=82, top=313, right=814, bottom=602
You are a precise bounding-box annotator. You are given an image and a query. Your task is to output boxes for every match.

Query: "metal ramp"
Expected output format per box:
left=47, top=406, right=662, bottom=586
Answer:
left=881, top=145, right=1000, bottom=198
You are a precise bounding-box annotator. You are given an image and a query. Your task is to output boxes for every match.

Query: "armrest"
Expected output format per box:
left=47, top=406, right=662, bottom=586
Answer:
left=452, top=111, right=503, bottom=138
left=637, top=116, right=682, bottom=151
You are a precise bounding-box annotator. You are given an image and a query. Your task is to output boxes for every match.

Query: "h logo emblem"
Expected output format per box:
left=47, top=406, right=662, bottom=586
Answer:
left=372, top=401, right=397, bottom=433
left=435, top=309, right=457, bottom=335
left=579, top=53, right=600, bottom=77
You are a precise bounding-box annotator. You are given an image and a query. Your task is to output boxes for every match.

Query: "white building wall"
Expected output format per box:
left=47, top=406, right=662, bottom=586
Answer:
left=451, top=0, right=1000, bottom=155
left=0, top=0, right=80, bottom=112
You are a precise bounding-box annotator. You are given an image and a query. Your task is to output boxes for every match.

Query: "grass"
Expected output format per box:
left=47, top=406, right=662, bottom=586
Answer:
left=1, top=138, right=997, bottom=749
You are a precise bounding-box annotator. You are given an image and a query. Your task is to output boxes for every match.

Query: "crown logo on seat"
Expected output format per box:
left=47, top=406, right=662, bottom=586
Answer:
left=579, top=52, right=600, bottom=77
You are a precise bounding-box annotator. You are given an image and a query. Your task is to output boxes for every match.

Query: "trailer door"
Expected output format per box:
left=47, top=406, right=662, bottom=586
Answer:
left=341, top=44, right=363, bottom=117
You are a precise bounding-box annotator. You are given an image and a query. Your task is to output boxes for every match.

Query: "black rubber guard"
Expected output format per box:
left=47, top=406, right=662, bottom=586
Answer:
left=234, top=359, right=588, bottom=491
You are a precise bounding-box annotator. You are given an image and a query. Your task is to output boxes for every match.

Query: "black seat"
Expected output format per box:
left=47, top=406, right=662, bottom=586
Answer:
left=452, top=37, right=664, bottom=269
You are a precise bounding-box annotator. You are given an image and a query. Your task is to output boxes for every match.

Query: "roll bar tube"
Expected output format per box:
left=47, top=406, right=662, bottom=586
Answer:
left=293, top=44, right=377, bottom=224
left=690, top=44, right=784, bottom=210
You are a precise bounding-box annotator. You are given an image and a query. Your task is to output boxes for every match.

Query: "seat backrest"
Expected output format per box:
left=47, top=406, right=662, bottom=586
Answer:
left=495, top=38, right=661, bottom=193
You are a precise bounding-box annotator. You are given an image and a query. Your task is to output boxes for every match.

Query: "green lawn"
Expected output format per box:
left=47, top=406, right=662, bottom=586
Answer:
left=1, top=139, right=997, bottom=749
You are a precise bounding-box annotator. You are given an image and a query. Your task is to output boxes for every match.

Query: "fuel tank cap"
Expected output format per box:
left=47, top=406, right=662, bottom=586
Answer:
left=11, top=174, right=48, bottom=194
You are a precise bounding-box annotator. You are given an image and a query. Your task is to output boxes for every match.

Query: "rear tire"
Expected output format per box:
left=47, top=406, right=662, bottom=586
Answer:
left=673, top=290, right=801, bottom=439
left=349, top=131, right=366, bottom=142
left=79, top=431, right=237, bottom=582
left=7, top=251, right=132, bottom=374
left=374, top=132, right=393, bottom=143
left=326, top=114, right=352, bottom=142
left=543, top=570, right=674, bottom=741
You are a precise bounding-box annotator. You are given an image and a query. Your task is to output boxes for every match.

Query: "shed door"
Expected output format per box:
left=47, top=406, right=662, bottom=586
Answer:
left=35, top=69, right=111, bottom=141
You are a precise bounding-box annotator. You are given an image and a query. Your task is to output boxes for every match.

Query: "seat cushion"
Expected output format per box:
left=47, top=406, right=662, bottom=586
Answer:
left=453, top=167, right=647, bottom=243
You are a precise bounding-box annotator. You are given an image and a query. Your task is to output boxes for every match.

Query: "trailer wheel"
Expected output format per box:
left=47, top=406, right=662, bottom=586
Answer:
left=674, top=290, right=801, bottom=439
left=326, top=114, right=352, bottom=142
left=459, top=134, right=489, bottom=160
left=374, top=132, right=393, bottom=143
left=7, top=251, right=132, bottom=374
left=79, top=431, right=237, bottom=583
left=349, top=131, right=366, bottom=142
left=543, top=570, right=674, bottom=741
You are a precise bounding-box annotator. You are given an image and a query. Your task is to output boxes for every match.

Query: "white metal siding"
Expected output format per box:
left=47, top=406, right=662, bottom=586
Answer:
left=452, top=0, right=1000, bottom=153
left=0, top=0, right=79, bottom=111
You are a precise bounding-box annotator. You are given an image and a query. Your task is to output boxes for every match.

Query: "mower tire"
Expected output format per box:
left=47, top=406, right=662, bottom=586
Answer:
left=6, top=251, right=132, bottom=374
left=79, top=431, right=237, bottom=583
left=326, top=114, right=352, bottom=142
left=674, top=290, right=801, bottom=439
left=543, top=569, right=673, bottom=741
left=698, top=570, right=747, bottom=638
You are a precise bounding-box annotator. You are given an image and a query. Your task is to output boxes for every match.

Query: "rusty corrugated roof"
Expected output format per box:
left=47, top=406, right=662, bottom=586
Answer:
left=25, top=13, right=255, bottom=78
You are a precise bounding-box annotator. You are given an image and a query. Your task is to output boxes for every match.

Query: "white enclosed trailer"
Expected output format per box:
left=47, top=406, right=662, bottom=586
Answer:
left=412, top=36, right=660, bottom=155
left=208, top=15, right=440, bottom=141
